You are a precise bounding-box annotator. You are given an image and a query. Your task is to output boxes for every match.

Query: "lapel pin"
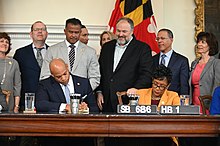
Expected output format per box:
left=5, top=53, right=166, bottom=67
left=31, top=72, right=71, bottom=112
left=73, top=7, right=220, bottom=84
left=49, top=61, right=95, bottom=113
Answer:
left=77, top=82, right=80, bottom=86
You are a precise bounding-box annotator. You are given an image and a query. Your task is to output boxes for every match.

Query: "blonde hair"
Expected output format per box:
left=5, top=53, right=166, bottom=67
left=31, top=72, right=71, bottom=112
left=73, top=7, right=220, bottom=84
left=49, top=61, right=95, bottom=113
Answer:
left=100, top=31, right=116, bottom=46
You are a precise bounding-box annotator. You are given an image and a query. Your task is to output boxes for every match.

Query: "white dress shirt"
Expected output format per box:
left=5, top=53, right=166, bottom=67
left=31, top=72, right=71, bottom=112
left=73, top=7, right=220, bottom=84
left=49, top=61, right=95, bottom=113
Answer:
left=159, top=49, right=173, bottom=67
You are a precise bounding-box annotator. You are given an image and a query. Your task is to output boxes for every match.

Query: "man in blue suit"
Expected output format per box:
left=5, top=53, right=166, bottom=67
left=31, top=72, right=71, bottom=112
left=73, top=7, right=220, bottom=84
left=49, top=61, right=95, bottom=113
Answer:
left=35, top=58, right=98, bottom=113
left=153, top=28, right=190, bottom=95
left=13, top=21, right=49, bottom=111
left=153, top=28, right=190, bottom=146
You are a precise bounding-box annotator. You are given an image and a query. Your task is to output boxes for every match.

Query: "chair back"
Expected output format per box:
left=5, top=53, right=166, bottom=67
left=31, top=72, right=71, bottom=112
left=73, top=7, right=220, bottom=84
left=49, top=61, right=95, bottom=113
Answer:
left=2, top=90, right=11, bottom=105
left=198, top=95, right=212, bottom=115
left=116, top=91, right=127, bottom=105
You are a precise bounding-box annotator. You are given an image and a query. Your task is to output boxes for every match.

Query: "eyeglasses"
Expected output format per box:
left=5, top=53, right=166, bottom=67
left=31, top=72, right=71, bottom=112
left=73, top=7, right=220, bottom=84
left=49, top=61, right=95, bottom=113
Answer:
left=155, top=37, right=169, bottom=41
left=33, top=28, right=47, bottom=32
left=152, top=82, right=167, bottom=90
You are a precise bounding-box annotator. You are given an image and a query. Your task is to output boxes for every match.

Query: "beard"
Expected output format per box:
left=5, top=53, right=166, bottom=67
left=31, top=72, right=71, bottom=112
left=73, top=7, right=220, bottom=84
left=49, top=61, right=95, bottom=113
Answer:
left=117, top=37, right=129, bottom=46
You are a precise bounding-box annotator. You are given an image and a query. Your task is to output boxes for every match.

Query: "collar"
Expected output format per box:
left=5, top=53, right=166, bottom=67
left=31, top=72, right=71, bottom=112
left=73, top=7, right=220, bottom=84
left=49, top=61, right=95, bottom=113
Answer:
left=160, top=49, right=173, bottom=58
left=65, top=40, right=79, bottom=49
left=32, top=43, right=46, bottom=49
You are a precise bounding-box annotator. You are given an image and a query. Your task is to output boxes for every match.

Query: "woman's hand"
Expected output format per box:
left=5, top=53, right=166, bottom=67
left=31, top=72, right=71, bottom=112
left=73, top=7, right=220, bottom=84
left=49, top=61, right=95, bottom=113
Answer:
left=14, top=105, right=19, bottom=113
left=127, top=88, right=138, bottom=95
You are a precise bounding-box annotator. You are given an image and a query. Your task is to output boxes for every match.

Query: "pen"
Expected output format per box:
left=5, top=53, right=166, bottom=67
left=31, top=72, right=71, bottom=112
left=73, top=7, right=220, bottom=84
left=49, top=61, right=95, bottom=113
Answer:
left=81, top=95, right=87, bottom=102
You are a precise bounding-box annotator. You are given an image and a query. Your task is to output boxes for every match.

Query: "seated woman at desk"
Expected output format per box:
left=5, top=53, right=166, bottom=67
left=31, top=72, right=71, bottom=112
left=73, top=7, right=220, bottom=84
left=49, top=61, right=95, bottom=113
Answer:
left=127, top=64, right=180, bottom=108
left=127, top=64, right=180, bottom=146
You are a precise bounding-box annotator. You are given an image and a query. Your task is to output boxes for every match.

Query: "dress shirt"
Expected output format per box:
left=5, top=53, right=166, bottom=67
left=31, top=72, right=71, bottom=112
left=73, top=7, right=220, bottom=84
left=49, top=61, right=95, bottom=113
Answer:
left=32, top=44, right=47, bottom=60
left=159, top=49, right=173, bottom=67
left=65, top=40, right=79, bottom=57
left=113, top=37, right=133, bottom=71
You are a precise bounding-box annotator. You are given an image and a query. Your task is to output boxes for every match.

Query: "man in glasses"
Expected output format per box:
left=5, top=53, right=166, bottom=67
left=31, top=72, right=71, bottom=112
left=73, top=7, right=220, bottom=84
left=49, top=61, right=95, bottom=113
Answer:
left=14, top=21, right=49, bottom=111
left=153, top=28, right=190, bottom=96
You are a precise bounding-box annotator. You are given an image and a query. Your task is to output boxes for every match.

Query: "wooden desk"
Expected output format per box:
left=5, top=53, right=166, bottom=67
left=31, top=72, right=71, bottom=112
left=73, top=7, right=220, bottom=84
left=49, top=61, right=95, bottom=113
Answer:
left=0, top=114, right=219, bottom=137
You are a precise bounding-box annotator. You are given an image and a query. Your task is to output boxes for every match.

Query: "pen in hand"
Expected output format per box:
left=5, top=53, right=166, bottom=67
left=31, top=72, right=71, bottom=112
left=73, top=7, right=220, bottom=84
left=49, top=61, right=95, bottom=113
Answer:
left=81, top=95, right=87, bottom=103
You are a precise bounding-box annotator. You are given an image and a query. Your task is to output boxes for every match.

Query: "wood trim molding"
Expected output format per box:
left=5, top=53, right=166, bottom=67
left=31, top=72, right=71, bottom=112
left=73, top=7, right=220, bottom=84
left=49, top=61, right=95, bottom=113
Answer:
left=0, top=24, right=107, bottom=41
left=194, top=0, right=204, bottom=58
left=0, top=24, right=107, bottom=56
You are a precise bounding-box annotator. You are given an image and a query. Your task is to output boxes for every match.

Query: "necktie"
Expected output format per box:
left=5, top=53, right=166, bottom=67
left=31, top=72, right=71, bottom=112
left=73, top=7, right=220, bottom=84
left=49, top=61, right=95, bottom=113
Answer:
left=36, top=48, right=44, bottom=68
left=69, top=44, right=75, bottom=71
left=64, top=85, right=70, bottom=104
left=160, top=54, right=166, bottom=65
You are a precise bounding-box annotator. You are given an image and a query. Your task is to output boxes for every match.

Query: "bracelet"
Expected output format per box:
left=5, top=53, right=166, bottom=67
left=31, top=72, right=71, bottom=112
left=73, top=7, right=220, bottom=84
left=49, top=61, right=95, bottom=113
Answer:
left=15, top=105, right=20, bottom=108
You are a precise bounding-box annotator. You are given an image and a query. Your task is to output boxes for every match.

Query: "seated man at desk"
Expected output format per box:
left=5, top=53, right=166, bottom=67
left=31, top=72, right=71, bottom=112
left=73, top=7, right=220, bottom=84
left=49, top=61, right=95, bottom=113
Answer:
left=127, top=64, right=180, bottom=146
left=35, top=58, right=98, bottom=113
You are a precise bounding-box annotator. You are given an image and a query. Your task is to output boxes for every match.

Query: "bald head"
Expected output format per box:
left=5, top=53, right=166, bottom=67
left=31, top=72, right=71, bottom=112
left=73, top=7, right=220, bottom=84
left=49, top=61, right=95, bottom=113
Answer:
left=49, top=58, right=70, bottom=85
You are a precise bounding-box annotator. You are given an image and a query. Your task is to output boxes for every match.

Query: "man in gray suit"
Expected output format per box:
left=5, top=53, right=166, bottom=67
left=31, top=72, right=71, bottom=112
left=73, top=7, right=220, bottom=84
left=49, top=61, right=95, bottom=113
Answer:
left=40, top=18, right=100, bottom=90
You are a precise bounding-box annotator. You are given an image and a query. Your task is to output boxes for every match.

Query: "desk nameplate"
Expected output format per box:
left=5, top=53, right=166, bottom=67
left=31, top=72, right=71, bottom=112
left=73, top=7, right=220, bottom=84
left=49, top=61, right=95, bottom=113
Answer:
left=160, top=105, right=200, bottom=115
left=117, top=105, right=158, bottom=114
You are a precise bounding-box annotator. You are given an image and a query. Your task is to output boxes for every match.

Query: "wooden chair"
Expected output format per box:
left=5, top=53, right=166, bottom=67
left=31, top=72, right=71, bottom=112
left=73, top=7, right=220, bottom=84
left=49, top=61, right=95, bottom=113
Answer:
left=1, top=90, right=11, bottom=105
left=198, top=95, right=212, bottom=115
left=116, top=91, right=127, bottom=105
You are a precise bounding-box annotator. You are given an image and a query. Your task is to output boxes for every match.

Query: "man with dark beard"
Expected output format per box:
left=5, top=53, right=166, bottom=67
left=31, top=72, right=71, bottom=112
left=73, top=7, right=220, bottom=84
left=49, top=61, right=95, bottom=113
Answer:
left=97, top=17, right=153, bottom=113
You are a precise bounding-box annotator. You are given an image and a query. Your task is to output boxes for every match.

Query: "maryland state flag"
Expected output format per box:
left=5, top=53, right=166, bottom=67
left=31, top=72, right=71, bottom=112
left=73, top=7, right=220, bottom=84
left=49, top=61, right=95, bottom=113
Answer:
left=108, top=0, right=159, bottom=54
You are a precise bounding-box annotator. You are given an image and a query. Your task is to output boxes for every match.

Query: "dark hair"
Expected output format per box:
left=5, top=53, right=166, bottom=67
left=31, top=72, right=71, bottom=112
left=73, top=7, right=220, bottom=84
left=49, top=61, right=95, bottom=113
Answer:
left=0, top=32, right=11, bottom=55
left=81, top=25, right=86, bottom=29
left=153, top=64, right=172, bottom=84
left=158, top=28, right=174, bottom=39
left=116, top=17, right=134, bottom=30
left=197, top=32, right=219, bottom=56
left=65, top=18, right=82, bottom=28
left=31, top=21, right=47, bottom=31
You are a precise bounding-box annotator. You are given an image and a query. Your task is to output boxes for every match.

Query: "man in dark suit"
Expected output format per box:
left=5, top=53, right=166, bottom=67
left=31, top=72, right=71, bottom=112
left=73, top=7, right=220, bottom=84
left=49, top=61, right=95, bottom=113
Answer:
left=35, top=58, right=98, bottom=113
left=153, top=28, right=190, bottom=95
left=13, top=21, right=49, bottom=111
left=36, top=58, right=97, bottom=146
left=97, top=17, right=153, bottom=113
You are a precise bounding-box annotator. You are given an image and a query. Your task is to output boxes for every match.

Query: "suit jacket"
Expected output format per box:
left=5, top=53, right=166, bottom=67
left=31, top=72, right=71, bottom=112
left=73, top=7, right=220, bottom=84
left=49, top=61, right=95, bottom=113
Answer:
left=35, top=74, right=98, bottom=113
left=210, top=86, right=220, bottom=115
left=153, top=51, right=190, bottom=95
left=40, top=41, right=100, bottom=90
left=137, top=88, right=180, bottom=108
left=98, top=37, right=153, bottom=112
left=137, top=88, right=180, bottom=146
left=13, top=43, right=49, bottom=109
left=189, top=56, right=220, bottom=103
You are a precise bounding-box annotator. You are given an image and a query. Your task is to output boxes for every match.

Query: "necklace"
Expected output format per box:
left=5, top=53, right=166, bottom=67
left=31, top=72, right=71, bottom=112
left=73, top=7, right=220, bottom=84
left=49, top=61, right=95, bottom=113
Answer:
left=151, top=95, right=161, bottom=100
left=1, top=59, right=7, bottom=85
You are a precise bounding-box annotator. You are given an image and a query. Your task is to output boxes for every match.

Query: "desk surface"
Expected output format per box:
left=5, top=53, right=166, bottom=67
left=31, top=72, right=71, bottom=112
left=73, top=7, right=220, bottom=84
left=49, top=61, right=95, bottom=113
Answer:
left=0, top=114, right=219, bottom=137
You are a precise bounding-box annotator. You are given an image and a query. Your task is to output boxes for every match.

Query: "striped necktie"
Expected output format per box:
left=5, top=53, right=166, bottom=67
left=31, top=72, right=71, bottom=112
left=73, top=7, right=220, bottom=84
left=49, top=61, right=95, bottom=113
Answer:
left=69, top=44, right=75, bottom=71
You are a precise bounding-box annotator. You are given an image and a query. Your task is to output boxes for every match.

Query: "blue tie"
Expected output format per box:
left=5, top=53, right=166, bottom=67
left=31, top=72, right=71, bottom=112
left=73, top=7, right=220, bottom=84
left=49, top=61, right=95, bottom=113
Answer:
left=160, top=54, right=166, bottom=65
left=64, top=85, right=70, bottom=104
